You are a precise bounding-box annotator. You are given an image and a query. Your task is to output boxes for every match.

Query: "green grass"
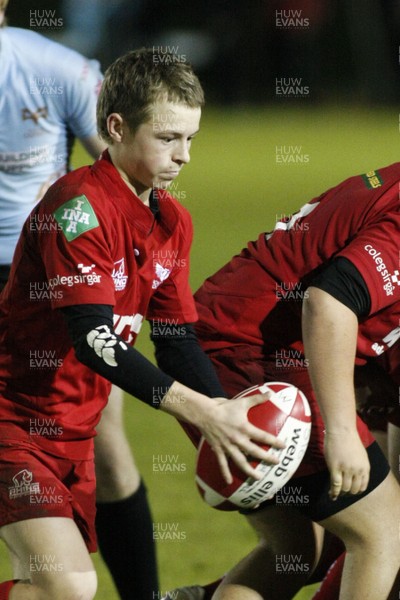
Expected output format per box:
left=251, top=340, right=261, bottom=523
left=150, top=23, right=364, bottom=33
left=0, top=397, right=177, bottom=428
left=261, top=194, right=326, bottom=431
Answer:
left=1, top=104, right=399, bottom=598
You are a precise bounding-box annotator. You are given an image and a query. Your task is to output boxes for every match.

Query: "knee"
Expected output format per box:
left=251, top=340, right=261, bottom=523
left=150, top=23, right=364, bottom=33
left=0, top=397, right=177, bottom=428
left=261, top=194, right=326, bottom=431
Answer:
left=39, top=571, right=98, bottom=600
left=73, top=572, right=98, bottom=600
left=94, top=422, right=134, bottom=472
left=250, top=515, right=319, bottom=568
left=324, top=474, right=400, bottom=555
left=95, top=445, right=140, bottom=500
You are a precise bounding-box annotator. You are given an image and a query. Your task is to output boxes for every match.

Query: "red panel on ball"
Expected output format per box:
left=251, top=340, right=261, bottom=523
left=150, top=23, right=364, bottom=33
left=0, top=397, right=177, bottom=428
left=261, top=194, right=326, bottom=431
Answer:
left=195, top=381, right=311, bottom=511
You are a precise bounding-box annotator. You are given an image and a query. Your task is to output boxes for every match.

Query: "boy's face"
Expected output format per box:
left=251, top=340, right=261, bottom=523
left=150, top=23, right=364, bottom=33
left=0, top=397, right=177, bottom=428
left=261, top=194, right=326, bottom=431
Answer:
left=109, top=99, right=201, bottom=200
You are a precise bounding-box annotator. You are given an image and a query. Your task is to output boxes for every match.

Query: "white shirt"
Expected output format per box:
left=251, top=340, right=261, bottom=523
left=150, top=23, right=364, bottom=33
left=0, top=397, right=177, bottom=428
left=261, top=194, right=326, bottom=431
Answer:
left=0, top=27, right=102, bottom=263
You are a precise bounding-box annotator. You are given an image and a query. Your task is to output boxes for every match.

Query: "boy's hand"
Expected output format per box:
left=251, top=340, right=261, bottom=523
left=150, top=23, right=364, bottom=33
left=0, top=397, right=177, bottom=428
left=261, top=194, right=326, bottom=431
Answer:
left=161, top=382, right=285, bottom=483
left=199, top=393, right=286, bottom=484
left=324, top=429, right=370, bottom=500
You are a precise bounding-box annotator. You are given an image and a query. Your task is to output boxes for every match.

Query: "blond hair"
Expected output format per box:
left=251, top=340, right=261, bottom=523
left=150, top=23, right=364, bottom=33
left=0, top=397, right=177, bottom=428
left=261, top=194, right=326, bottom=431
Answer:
left=97, top=48, right=204, bottom=143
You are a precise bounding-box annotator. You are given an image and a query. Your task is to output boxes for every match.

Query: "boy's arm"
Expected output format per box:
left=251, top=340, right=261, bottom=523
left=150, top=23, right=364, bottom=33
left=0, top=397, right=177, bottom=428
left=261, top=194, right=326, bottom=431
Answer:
left=302, top=286, right=369, bottom=500
left=61, top=304, right=285, bottom=483
left=151, top=322, right=226, bottom=398
left=151, top=321, right=226, bottom=447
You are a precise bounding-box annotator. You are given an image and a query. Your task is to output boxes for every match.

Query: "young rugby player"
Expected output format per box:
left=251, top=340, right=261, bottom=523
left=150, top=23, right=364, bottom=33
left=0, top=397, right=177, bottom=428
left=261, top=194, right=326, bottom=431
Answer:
left=0, top=48, right=284, bottom=600
left=0, top=3, right=164, bottom=597
left=160, top=165, right=400, bottom=599
left=0, top=2, right=204, bottom=595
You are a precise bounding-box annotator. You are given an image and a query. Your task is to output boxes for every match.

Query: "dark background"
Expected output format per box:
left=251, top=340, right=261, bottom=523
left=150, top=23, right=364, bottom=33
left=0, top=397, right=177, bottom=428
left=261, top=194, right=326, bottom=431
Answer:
left=6, top=0, right=400, bottom=105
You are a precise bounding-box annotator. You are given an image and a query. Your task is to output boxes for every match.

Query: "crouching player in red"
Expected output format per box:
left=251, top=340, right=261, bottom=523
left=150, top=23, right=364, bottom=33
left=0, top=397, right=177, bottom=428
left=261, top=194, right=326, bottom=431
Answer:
left=160, top=165, right=400, bottom=600
left=310, top=353, right=400, bottom=600
left=0, top=49, right=285, bottom=600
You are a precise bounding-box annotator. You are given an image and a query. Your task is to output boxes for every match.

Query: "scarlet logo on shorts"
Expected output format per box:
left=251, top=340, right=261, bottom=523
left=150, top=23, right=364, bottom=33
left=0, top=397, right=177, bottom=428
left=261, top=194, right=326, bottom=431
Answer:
left=364, top=244, right=400, bottom=296
left=8, top=469, right=40, bottom=499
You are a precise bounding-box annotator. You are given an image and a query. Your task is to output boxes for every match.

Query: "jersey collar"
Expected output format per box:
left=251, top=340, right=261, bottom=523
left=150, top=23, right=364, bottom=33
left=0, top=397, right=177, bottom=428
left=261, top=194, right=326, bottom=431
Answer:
left=93, top=151, right=179, bottom=236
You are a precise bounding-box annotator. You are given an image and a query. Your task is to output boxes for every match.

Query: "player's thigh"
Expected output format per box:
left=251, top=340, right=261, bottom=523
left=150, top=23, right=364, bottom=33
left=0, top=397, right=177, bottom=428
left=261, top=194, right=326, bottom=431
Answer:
left=95, top=385, right=139, bottom=498
left=320, top=471, right=400, bottom=550
left=96, top=384, right=124, bottom=431
left=95, top=384, right=132, bottom=460
left=388, top=423, right=400, bottom=482
left=245, top=504, right=324, bottom=569
left=95, top=384, right=134, bottom=462
left=0, top=516, right=96, bottom=592
left=214, top=508, right=323, bottom=599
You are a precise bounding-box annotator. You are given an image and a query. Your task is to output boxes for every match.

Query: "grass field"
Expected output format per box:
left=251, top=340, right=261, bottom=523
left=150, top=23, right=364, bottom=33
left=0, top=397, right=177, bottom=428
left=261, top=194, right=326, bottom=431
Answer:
left=1, top=104, right=399, bottom=598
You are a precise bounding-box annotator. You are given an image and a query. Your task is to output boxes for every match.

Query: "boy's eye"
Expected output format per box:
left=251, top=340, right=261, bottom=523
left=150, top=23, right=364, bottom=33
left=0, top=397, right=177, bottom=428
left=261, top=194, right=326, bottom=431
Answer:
left=159, top=134, right=197, bottom=143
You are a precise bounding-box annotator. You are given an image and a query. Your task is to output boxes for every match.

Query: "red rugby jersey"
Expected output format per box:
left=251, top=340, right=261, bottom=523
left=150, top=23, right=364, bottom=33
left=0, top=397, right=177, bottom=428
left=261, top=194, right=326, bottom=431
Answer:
left=195, top=163, right=400, bottom=362
left=0, top=151, right=197, bottom=455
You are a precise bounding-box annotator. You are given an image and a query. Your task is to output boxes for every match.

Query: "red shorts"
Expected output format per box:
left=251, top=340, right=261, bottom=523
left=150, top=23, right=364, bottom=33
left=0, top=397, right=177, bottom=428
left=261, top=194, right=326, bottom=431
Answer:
left=0, top=438, right=97, bottom=552
left=202, top=345, right=375, bottom=478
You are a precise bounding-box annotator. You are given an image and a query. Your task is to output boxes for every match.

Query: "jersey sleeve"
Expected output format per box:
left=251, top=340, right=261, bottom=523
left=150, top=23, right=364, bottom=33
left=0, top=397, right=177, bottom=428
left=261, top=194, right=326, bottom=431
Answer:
left=37, top=192, right=115, bottom=309
left=58, top=49, right=102, bottom=140
left=309, top=257, right=371, bottom=316
left=147, top=208, right=198, bottom=324
left=61, top=304, right=174, bottom=407
left=336, top=207, right=400, bottom=314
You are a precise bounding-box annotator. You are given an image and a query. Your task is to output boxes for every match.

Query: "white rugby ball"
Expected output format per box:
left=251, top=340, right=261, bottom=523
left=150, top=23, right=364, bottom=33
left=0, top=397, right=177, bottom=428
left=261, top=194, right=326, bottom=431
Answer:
left=195, top=381, right=312, bottom=511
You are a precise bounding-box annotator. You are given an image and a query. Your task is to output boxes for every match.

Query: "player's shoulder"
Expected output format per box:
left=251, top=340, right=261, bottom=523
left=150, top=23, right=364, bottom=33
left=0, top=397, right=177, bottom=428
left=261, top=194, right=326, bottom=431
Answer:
left=41, top=164, right=108, bottom=214
left=6, top=27, right=65, bottom=58
left=316, top=162, right=400, bottom=220
left=342, top=162, right=400, bottom=194
left=356, top=162, right=400, bottom=212
left=365, top=161, right=400, bottom=180
left=5, top=26, right=101, bottom=79
left=4, top=26, right=39, bottom=46
left=36, top=165, right=113, bottom=241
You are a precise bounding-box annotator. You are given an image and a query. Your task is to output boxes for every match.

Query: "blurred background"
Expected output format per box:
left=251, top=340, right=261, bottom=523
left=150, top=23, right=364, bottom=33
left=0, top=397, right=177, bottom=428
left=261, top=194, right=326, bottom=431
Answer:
left=3, top=2, right=400, bottom=599
left=7, top=0, right=400, bottom=104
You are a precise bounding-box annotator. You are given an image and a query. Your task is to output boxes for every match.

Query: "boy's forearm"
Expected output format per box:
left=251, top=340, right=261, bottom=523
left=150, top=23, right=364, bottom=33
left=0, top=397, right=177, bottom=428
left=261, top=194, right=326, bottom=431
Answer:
left=152, top=323, right=227, bottom=398
left=159, top=380, right=213, bottom=426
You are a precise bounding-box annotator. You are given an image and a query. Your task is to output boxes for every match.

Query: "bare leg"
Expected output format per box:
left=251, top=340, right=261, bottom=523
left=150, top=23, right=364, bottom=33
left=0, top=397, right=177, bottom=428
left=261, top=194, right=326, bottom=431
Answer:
left=320, top=472, right=400, bottom=600
left=94, top=385, right=159, bottom=600
left=213, top=505, right=324, bottom=600
left=0, top=517, right=96, bottom=600
left=212, top=473, right=400, bottom=599
left=388, top=423, right=400, bottom=484
left=95, top=385, right=140, bottom=502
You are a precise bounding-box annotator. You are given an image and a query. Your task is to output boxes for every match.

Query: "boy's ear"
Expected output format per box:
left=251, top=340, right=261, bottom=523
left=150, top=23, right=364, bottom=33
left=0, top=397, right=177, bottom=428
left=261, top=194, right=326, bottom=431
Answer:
left=107, top=113, right=124, bottom=143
